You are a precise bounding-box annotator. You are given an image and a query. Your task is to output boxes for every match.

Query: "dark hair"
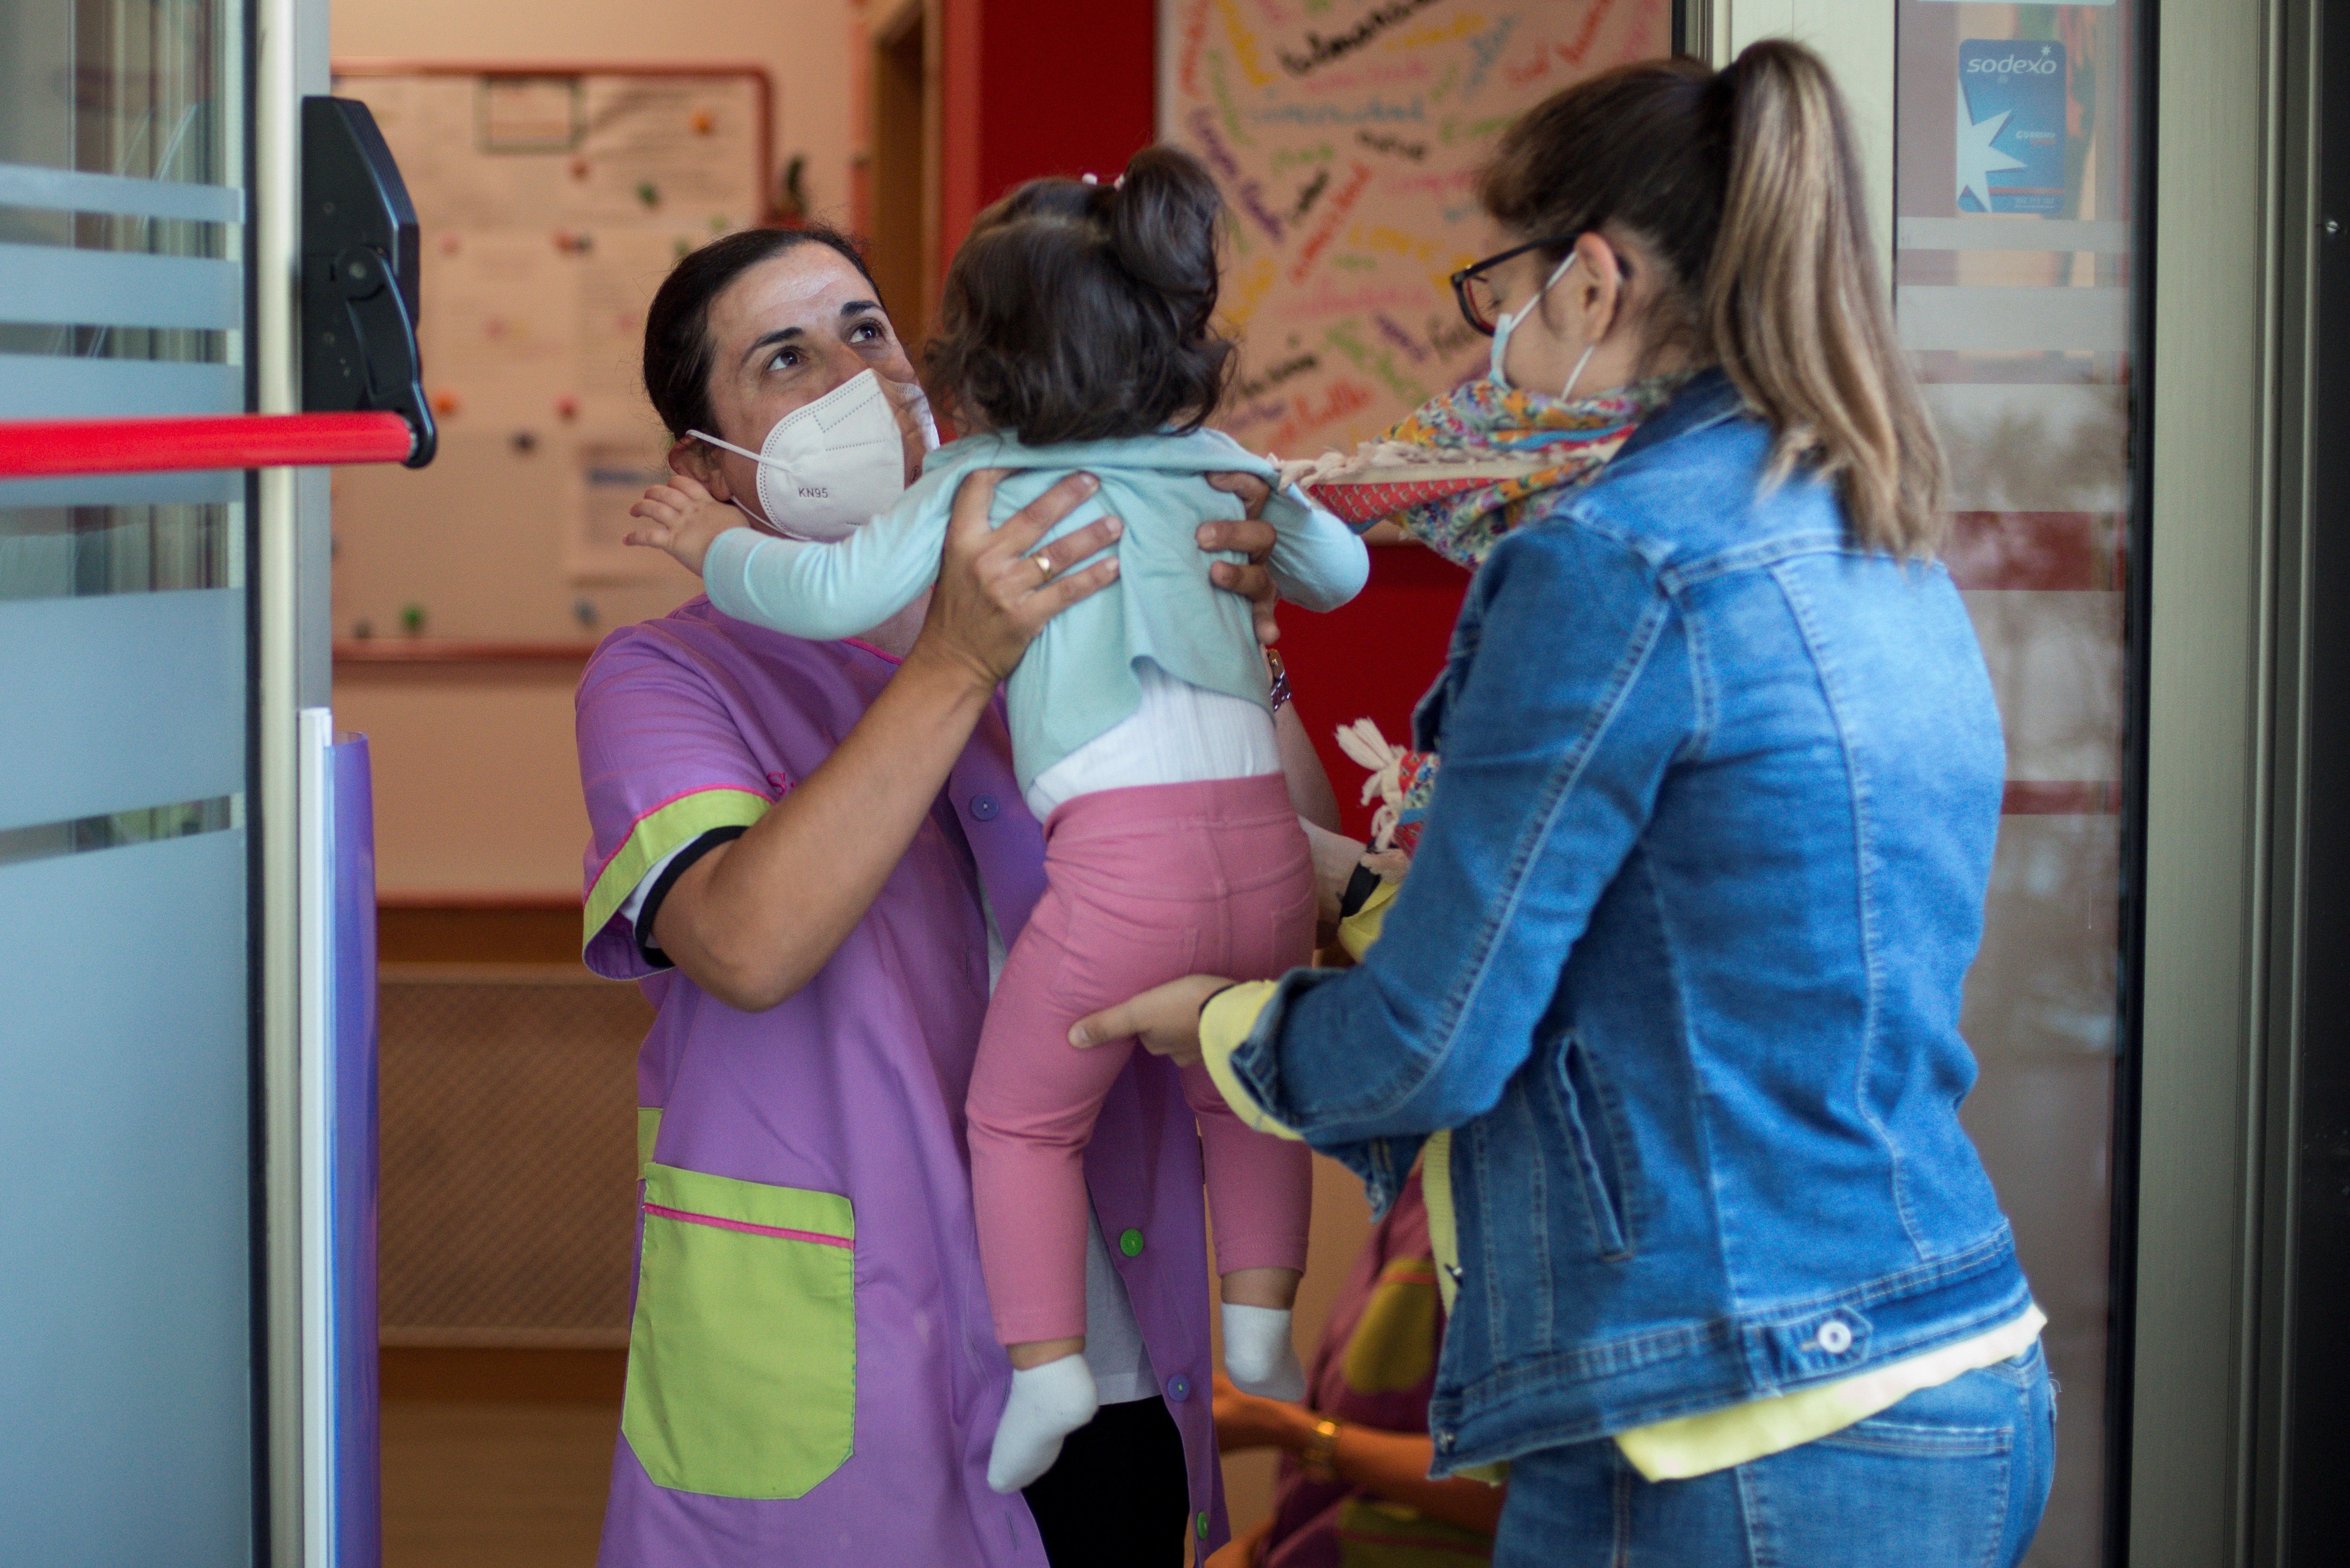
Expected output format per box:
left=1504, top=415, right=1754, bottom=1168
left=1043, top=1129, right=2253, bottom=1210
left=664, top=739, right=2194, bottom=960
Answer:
left=1478, top=43, right=1942, bottom=555
left=923, top=145, right=1234, bottom=445
left=641, top=223, right=880, bottom=440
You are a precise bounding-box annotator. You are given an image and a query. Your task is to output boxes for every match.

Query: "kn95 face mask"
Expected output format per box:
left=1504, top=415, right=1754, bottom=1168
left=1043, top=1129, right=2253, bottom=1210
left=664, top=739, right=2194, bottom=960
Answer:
left=688, top=369, right=908, bottom=542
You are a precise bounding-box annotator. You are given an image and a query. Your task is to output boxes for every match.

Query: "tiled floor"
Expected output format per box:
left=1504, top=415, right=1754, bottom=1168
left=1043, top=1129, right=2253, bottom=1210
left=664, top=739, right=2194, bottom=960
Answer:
left=382, top=1400, right=619, bottom=1568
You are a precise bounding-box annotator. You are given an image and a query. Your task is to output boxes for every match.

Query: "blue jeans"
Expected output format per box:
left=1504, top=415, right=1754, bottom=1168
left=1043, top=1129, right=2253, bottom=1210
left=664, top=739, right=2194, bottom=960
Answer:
left=1493, top=1342, right=2056, bottom=1567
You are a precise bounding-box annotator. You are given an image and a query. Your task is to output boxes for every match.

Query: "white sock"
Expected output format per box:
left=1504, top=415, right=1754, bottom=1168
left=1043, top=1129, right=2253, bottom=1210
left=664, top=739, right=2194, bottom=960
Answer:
left=987, top=1354, right=1098, bottom=1494
left=1222, top=1302, right=1307, bottom=1401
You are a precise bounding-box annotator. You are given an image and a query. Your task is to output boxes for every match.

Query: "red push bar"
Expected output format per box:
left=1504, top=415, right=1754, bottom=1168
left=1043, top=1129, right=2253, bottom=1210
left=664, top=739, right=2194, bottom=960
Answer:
left=0, top=411, right=416, bottom=477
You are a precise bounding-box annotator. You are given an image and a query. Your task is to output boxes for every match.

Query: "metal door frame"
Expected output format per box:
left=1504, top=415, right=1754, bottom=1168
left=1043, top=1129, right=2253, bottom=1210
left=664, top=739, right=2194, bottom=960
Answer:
left=253, top=0, right=337, bottom=1559
left=1677, top=0, right=2305, bottom=1561
left=0, top=0, right=410, bottom=1558
left=2133, top=0, right=2319, bottom=1560
left=2249, top=0, right=2341, bottom=1560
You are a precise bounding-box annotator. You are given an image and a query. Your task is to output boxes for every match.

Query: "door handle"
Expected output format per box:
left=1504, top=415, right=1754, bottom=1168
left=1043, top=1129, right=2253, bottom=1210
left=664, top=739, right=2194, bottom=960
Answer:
left=302, top=96, right=436, bottom=468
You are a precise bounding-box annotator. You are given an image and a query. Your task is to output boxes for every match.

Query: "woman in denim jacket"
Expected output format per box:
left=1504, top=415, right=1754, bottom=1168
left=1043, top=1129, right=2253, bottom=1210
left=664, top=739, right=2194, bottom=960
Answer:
left=1078, top=43, right=2053, bottom=1567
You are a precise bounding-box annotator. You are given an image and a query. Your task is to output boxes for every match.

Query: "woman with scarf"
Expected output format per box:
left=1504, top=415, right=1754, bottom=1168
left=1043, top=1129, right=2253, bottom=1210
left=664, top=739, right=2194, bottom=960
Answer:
left=1079, top=43, right=2053, bottom=1568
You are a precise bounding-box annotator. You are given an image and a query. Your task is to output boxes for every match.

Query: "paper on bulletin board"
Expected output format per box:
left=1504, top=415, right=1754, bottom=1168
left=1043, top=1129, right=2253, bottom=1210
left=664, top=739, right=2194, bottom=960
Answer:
left=331, top=69, right=766, bottom=606
left=570, top=439, right=681, bottom=580
left=1157, top=0, right=1669, bottom=463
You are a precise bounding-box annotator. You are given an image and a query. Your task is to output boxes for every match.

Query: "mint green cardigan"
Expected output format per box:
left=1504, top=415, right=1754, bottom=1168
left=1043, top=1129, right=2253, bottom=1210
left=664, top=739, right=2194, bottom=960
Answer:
left=702, top=426, right=1370, bottom=793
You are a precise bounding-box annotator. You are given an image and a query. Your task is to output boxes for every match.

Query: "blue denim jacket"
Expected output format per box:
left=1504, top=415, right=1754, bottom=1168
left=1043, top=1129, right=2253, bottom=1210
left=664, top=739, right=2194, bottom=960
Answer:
left=1225, top=371, right=2032, bottom=1472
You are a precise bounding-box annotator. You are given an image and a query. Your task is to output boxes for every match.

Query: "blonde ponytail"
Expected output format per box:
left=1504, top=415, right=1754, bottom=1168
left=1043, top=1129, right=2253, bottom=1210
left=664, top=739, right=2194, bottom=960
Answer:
left=1709, top=41, right=1942, bottom=553
left=1476, top=43, right=1943, bottom=555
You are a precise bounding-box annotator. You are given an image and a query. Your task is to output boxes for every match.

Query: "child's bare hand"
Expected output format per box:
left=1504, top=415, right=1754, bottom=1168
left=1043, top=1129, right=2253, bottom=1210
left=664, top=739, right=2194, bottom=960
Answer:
left=625, top=474, right=737, bottom=576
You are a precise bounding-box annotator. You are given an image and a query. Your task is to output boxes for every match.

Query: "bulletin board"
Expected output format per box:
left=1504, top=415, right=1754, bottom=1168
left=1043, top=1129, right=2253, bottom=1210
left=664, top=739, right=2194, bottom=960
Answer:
left=1158, top=0, right=1671, bottom=460
left=327, top=64, right=771, bottom=643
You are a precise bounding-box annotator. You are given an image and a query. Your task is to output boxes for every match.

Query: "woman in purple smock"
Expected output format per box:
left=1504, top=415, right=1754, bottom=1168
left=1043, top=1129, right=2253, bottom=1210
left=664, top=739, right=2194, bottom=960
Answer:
left=577, top=226, right=1342, bottom=1568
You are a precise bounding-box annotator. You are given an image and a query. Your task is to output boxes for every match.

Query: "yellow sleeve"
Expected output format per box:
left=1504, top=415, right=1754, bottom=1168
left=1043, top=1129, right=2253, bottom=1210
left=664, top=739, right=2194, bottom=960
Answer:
left=1336, top=874, right=1402, bottom=960
left=1196, top=981, right=1302, bottom=1139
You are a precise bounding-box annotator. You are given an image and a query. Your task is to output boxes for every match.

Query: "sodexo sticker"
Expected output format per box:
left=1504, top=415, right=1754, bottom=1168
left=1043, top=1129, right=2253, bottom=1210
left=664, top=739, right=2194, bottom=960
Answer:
left=1956, top=40, right=2069, bottom=216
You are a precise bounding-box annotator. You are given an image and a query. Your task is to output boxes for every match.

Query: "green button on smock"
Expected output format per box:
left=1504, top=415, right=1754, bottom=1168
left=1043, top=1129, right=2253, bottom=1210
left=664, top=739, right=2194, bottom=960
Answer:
left=1119, top=1227, right=1145, bottom=1258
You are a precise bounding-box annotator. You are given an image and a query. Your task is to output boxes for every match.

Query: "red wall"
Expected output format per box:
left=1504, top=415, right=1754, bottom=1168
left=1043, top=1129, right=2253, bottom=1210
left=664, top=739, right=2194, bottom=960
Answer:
left=978, top=1, right=1159, bottom=207
left=940, top=0, right=1160, bottom=262
left=1278, top=548, right=1472, bottom=843
left=938, top=0, right=1470, bottom=840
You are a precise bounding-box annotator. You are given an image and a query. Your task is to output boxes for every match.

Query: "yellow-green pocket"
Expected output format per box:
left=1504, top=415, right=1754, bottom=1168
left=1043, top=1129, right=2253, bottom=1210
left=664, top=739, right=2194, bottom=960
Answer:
left=622, top=1163, right=856, bottom=1498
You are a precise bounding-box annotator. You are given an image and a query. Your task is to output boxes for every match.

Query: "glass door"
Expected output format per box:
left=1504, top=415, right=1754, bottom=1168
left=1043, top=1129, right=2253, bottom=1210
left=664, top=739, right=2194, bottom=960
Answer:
left=0, top=0, right=257, bottom=1561
left=1893, top=0, right=2143, bottom=1563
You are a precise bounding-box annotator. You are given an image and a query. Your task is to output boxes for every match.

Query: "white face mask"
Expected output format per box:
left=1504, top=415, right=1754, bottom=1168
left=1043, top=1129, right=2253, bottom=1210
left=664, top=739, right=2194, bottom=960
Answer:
left=688, top=369, right=912, bottom=543
left=1488, top=251, right=1598, bottom=401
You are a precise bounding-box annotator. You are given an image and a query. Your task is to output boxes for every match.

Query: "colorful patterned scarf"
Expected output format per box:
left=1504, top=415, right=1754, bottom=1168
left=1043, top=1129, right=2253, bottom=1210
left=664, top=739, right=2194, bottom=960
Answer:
left=1294, top=373, right=1689, bottom=568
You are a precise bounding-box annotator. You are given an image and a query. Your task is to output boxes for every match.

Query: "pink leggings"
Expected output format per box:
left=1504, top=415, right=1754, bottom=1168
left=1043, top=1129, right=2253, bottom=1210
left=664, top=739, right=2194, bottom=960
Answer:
left=966, top=773, right=1318, bottom=1346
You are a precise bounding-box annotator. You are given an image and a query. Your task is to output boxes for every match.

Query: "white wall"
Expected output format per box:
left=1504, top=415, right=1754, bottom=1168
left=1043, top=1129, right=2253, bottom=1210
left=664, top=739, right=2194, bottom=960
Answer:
left=1705, top=0, right=1894, bottom=276
left=332, top=0, right=861, bottom=227
left=335, top=662, right=589, bottom=897
left=329, top=0, right=866, bottom=898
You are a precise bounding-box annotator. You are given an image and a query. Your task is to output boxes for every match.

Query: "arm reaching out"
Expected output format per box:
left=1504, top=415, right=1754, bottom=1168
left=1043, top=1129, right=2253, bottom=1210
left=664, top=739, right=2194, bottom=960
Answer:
left=1212, top=1374, right=1505, bottom=1537
left=1260, top=485, right=1371, bottom=612
left=699, top=465, right=971, bottom=641
left=625, top=474, right=742, bottom=576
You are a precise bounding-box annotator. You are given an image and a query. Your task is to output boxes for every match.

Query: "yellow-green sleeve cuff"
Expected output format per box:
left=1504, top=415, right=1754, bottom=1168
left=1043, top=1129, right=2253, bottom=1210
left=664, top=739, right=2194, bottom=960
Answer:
left=583, top=787, right=773, bottom=952
left=1198, top=980, right=1301, bottom=1140
left=1338, top=875, right=1402, bottom=960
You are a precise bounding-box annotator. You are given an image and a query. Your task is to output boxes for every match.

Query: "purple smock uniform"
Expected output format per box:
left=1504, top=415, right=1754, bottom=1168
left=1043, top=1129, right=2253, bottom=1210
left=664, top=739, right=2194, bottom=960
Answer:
left=577, top=599, right=1228, bottom=1564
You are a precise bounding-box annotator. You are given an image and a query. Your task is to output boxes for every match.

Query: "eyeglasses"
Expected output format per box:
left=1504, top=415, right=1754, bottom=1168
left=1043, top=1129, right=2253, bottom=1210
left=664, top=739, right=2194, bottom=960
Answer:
left=1449, top=235, right=1624, bottom=336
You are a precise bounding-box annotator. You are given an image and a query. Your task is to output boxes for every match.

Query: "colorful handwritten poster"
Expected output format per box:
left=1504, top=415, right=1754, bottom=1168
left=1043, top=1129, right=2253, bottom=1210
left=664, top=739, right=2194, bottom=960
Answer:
left=1158, top=0, right=1670, bottom=457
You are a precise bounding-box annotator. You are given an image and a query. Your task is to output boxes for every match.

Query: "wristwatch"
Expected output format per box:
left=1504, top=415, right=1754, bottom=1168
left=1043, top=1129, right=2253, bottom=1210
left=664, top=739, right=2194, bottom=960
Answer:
left=1299, top=1416, right=1343, bottom=1482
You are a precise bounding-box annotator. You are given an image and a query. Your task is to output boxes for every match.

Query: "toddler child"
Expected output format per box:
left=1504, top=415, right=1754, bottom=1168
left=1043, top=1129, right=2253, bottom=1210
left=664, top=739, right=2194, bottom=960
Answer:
left=625, top=147, right=1370, bottom=1493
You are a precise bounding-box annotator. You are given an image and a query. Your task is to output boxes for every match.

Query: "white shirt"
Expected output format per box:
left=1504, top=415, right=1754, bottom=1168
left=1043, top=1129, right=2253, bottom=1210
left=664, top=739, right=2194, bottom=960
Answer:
left=1023, top=660, right=1282, bottom=821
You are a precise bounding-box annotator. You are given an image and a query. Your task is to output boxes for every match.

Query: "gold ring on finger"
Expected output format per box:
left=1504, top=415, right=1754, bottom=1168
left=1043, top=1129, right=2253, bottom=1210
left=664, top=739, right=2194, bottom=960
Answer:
left=1034, top=552, right=1053, bottom=579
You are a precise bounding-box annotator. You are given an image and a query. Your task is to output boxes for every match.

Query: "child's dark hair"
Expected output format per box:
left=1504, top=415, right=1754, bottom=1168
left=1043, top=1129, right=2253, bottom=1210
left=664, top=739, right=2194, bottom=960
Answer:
left=643, top=223, right=881, bottom=441
left=924, top=146, right=1233, bottom=445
